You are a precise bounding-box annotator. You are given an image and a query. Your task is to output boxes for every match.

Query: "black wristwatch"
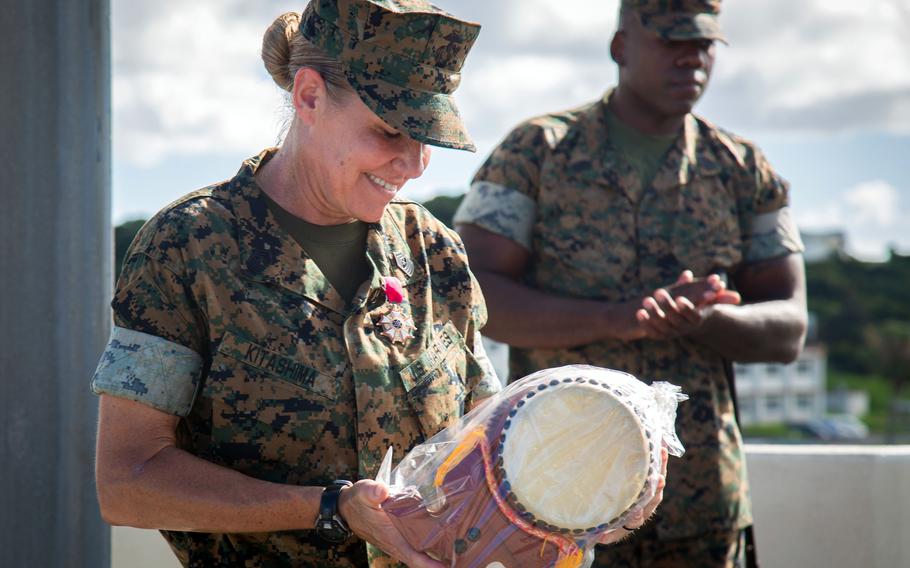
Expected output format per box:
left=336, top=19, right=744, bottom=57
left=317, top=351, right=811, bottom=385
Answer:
left=315, top=480, right=353, bottom=543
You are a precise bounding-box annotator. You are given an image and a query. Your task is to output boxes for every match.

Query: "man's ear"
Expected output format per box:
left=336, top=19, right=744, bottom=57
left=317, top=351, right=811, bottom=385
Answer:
left=610, top=32, right=626, bottom=66
left=291, top=67, right=327, bottom=125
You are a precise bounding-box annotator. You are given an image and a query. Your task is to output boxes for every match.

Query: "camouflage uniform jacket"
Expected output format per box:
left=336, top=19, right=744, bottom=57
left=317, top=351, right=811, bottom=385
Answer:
left=92, top=149, right=500, bottom=566
left=455, top=91, right=803, bottom=540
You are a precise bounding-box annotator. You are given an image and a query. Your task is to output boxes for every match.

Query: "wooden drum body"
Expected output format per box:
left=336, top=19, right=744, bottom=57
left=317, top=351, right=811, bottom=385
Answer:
left=382, top=365, right=685, bottom=568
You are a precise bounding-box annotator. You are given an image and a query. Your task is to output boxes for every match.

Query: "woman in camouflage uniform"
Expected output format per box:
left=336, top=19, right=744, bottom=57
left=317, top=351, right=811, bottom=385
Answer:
left=92, top=1, right=501, bottom=566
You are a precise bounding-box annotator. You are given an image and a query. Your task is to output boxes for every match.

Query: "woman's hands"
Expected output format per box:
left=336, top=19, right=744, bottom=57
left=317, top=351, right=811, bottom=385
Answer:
left=597, top=446, right=669, bottom=546
left=338, top=480, right=443, bottom=568
left=342, top=445, right=669, bottom=558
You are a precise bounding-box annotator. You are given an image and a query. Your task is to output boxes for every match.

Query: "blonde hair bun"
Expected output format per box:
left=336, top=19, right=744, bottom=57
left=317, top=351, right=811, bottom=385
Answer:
left=261, top=12, right=301, bottom=91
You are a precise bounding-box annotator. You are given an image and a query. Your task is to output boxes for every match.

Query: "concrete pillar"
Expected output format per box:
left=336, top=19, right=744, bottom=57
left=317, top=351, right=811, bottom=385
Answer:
left=0, top=1, right=111, bottom=566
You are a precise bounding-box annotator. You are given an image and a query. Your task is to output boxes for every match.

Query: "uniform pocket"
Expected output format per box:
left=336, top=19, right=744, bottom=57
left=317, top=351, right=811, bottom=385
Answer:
left=535, top=190, right=637, bottom=299
left=201, top=329, right=350, bottom=477
left=671, top=173, right=742, bottom=274
left=215, top=330, right=340, bottom=401
left=398, top=321, right=470, bottom=439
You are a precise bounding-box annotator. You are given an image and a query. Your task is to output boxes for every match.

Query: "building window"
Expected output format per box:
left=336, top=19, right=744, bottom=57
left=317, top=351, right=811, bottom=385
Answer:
left=766, top=396, right=783, bottom=412
left=796, top=360, right=813, bottom=375
left=796, top=394, right=814, bottom=410
left=766, top=365, right=780, bottom=376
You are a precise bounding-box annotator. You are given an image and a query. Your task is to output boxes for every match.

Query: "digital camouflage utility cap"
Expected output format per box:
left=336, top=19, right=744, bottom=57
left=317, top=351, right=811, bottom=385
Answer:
left=622, top=0, right=726, bottom=43
left=300, top=0, right=480, bottom=151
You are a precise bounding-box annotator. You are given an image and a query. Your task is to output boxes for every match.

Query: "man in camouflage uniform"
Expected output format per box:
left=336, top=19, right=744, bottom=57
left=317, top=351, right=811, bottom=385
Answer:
left=455, top=1, right=808, bottom=567
left=92, top=1, right=500, bottom=567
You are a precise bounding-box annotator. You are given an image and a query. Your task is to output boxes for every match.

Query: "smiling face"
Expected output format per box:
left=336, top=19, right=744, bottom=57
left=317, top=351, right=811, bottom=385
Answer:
left=308, top=89, right=432, bottom=223
left=270, top=68, right=432, bottom=226
left=613, top=12, right=716, bottom=121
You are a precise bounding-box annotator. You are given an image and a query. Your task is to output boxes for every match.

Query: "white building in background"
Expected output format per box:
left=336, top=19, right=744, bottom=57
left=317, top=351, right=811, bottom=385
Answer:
left=488, top=339, right=834, bottom=428
left=828, top=384, right=871, bottom=417
left=485, top=311, right=869, bottom=433
left=489, top=335, right=835, bottom=428
left=801, top=230, right=847, bottom=263
left=733, top=310, right=869, bottom=434
left=733, top=344, right=828, bottom=426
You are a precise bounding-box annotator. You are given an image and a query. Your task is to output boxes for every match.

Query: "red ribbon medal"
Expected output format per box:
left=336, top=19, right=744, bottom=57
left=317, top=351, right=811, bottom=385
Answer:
left=384, top=276, right=405, bottom=304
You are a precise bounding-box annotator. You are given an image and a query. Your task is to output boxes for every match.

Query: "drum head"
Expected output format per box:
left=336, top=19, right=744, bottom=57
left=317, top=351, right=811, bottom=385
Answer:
left=498, top=375, right=653, bottom=532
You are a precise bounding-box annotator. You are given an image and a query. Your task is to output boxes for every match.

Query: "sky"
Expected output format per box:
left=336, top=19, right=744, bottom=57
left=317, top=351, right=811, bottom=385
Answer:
left=112, top=0, right=910, bottom=261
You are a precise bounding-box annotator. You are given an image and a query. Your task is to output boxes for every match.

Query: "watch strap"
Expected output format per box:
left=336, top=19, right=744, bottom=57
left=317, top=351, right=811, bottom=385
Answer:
left=320, top=481, right=350, bottom=521
left=316, top=479, right=353, bottom=542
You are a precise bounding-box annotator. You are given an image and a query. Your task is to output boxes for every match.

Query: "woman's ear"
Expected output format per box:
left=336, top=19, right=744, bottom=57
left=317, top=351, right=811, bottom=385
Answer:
left=291, top=67, right=327, bottom=125
left=610, top=32, right=626, bottom=66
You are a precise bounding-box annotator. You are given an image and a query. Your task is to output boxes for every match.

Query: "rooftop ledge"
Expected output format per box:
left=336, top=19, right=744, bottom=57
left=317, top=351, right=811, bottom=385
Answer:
left=111, top=445, right=910, bottom=568
left=746, top=443, right=910, bottom=456
left=745, top=444, right=910, bottom=568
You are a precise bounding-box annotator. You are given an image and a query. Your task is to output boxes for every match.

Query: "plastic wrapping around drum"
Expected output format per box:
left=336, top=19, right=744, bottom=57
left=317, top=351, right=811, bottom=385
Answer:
left=380, top=365, right=688, bottom=568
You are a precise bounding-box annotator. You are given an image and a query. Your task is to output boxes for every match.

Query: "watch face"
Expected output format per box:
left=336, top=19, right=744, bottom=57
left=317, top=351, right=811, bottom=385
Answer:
left=317, top=518, right=350, bottom=543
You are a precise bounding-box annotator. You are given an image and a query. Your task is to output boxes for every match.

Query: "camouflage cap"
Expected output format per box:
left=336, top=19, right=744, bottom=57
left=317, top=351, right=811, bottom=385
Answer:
left=300, top=0, right=480, bottom=152
left=622, top=0, right=726, bottom=43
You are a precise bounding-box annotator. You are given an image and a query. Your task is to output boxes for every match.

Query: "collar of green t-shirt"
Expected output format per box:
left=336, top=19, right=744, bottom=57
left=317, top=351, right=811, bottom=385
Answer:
left=604, top=105, right=679, bottom=191
left=261, top=191, right=371, bottom=304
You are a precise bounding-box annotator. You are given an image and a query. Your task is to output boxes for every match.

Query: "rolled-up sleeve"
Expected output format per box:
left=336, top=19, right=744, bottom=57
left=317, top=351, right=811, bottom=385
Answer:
left=92, top=326, right=203, bottom=416
left=454, top=181, right=537, bottom=250
left=455, top=122, right=552, bottom=250
left=92, top=227, right=208, bottom=414
left=470, top=331, right=502, bottom=400
left=745, top=206, right=804, bottom=263
left=736, top=142, right=806, bottom=263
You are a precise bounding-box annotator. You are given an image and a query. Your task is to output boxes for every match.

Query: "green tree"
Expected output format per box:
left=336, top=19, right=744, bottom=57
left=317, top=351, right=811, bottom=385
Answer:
left=806, top=252, right=910, bottom=375
left=111, top=192, right=469, bottom=279
left=421, top=193, right=465, bottom=228
left=114, top=219, right=146, bottom=279
left=864, top=320, right=910, bottom=440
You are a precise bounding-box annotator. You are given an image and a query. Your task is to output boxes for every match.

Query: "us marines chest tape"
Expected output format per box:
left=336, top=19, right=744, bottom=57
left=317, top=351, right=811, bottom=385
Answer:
left=380, top=365, right=687, bottom=567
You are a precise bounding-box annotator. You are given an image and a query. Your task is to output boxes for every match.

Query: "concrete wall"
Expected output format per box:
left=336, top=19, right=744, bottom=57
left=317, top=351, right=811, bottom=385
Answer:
left=112, top=445, right=910, bottom=568
left=747, top=445, right=910, bottom=568
left=0, top=1, right=111, bottom=566
left=112, top=527, right=179, bottom=568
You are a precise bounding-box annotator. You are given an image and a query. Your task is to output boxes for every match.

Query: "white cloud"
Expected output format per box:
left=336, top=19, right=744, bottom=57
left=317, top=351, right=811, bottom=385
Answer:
left=704, top=0, right=910, bottom=134
left=112, top=0, right=293, bottom=167
left=797, top=203, right=845, bottom=231
left=114, top=71, right=280, bottom=167
left=459, top=55, right=612, bottom=138
left=110, top=0, right=910, bottom=258
left=111, top=0, right=910, bottom=173
left=797, top=180, right=906, bottom=260
left=843, top=181, right=899, bottom=226
left=501, top=0, right=616, bottom=46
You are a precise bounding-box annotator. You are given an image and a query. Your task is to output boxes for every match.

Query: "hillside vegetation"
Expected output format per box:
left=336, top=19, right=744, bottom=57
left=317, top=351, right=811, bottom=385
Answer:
left=115, top=202, right=910, bottom=402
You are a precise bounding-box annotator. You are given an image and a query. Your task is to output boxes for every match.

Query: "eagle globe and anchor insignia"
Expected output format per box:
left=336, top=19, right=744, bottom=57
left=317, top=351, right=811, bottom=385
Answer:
left=377, top=276, right=416, bottom=344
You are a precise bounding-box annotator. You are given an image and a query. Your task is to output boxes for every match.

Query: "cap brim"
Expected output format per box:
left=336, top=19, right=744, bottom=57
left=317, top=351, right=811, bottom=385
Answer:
left=646, top=12, right=727, bottom=44
left=342, top=69, right=476, bottom=152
